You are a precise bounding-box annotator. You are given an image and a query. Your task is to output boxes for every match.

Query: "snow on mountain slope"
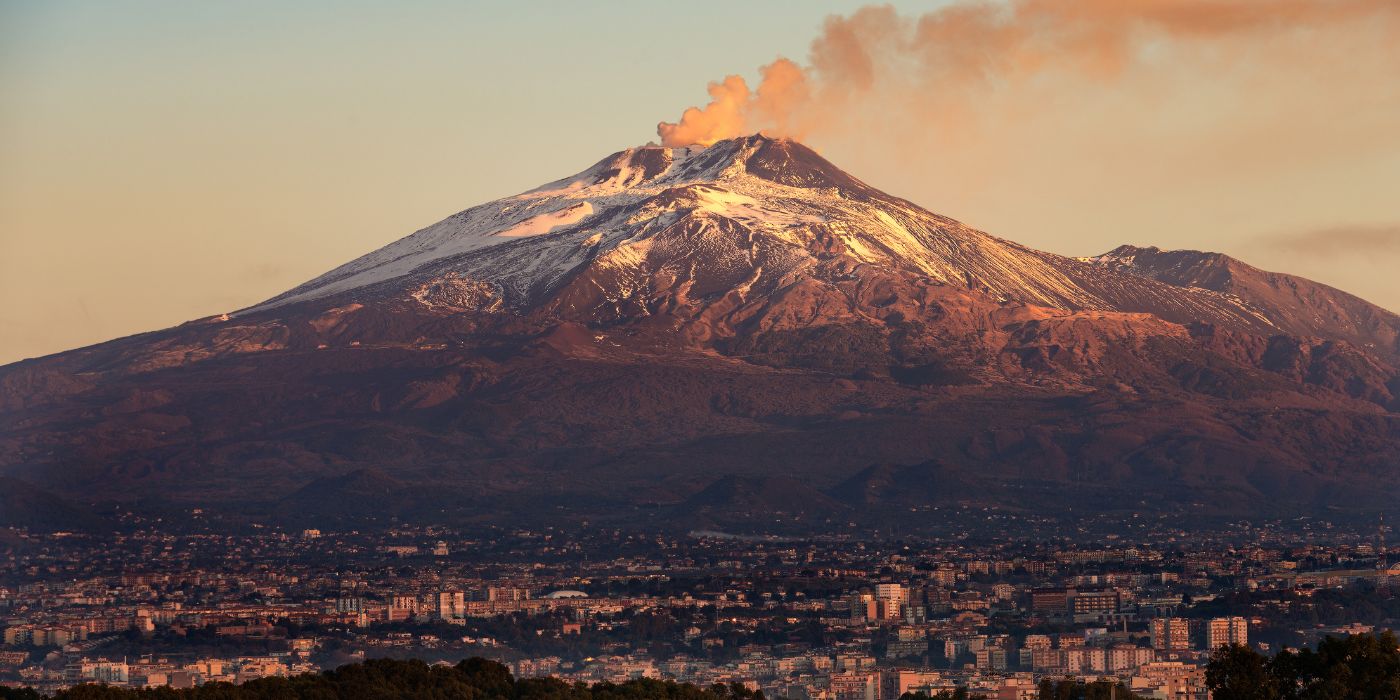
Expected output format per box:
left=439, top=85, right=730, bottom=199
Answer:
left=247, top=136, right=1276, bottom=336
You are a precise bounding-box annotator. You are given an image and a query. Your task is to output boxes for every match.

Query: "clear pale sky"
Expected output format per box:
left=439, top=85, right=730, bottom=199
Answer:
left=3, top=0, right=1399, bottom=364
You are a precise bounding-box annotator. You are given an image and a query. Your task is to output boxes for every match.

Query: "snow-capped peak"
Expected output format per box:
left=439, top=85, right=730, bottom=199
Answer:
left=242, top=136, right=1275, bottom=335
left=246, top=138, right=764, bottom=313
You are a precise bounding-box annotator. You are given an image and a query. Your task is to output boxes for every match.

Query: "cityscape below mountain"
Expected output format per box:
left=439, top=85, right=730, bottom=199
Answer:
left=4, top=137, right=1398, bottom=697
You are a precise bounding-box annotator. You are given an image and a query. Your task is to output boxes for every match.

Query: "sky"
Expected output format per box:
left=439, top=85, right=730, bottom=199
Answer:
left=2, top=0, right=1399, bottom=365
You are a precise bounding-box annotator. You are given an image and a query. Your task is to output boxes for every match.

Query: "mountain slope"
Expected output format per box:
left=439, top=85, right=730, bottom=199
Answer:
left=250, top=138, right=1275, bottom=334
left=1, top=135, right=1397, bottom=530
left=0, top=476, right=107, bottom=531
left=1089, top=244, right=1400, bottom=362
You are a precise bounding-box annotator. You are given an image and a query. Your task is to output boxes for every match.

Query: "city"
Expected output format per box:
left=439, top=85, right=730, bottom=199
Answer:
left=3, top=517, right=1395, bottom=697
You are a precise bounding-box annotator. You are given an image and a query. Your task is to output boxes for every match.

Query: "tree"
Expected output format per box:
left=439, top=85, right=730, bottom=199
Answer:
left=0, top=688, right=45, bottom=700
left=899, top=689, right=977, bottom=700
left=1205, top=632, right=1400, bottom=700
left=1035, top=679, right=1143, bottom=700
left=1293, top=631, right=1400, bottom=700
left=454, top=657, right=515, bottom=698
left=1206, top=644, right=1280, bottom=700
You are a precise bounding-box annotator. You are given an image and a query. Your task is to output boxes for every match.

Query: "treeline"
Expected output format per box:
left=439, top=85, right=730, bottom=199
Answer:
left=899, top=689, right=982, bottom=700
left=1033, top=680, right=1144, bottom=700
left=1207, top=631, right=1400, bottom=699
left=3, top=633, right=1396, bottom=700
left=0, top=658, right=769, bottom=700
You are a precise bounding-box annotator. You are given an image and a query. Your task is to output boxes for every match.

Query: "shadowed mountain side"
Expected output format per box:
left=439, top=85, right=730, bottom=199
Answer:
left=0, top=476, right=108, bottom=532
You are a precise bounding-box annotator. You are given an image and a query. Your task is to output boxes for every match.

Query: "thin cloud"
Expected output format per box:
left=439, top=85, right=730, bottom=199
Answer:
left=1263, top=225, right=1400, bottom=259
left=244, top=262, right=287, bottom=282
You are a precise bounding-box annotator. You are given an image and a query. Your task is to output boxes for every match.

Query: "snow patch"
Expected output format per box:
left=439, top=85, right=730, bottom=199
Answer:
left=496, top=202, right=593, bottom=237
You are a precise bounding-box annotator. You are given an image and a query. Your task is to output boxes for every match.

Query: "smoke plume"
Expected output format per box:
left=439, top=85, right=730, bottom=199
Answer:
left=657, top=0, right=1400, bottom=148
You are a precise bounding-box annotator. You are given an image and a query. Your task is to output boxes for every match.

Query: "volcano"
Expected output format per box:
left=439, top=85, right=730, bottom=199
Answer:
left=3, top=135, right=1398, bottom=531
